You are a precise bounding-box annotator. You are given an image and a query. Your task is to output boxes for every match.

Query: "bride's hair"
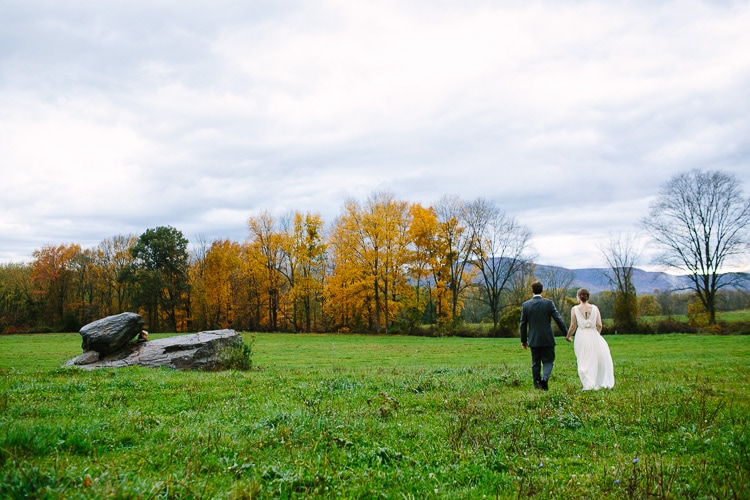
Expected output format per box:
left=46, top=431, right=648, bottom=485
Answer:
left=577, top=288, right=590, bottom=302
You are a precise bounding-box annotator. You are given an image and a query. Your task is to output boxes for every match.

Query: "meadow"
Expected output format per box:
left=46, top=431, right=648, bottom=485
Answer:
left=0, top=332, right=748, bottom=499
left=637, top=309, right=750, bottom=325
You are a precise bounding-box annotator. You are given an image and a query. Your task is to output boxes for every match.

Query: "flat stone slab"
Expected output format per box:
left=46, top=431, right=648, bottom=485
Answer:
left=65, top=329, right=242, bottom=370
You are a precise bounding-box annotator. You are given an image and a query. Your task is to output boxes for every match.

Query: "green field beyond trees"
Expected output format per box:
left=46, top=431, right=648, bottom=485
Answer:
left=1, top=333, right=748, bottom=498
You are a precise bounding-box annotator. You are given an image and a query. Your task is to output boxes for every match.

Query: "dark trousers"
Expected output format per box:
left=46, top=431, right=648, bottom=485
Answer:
left=530, top=346, right=555, bottom=382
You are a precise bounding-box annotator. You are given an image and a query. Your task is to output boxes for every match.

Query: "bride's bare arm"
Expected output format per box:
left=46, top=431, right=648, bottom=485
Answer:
left=566, top=309, right=576, bottom=340
left=595, top=305, right=603, bottom=333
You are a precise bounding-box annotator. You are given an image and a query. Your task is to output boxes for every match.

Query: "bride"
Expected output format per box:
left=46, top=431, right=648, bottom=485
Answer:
left=565, top=288, right=615, bottom=390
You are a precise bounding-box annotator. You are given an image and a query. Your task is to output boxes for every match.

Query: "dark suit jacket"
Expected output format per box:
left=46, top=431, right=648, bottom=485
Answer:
left=520, top=296, right=568, bottom=347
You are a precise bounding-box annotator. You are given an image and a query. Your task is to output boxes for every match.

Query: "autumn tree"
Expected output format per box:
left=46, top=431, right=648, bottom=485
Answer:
left=68, top=247, right=97, bottom=327
left=405, top=203, right=440, bottom=328
left=284, top=212, right=327, bottom=332
left=326, top=211, right=367, bottom=331
left=188, top=234, right=211, bottom=331
left=373, top=193, right=412, bottom=333
left=202, top=239, right=243, bottom=329
left=433, top=195, right=477, bottom=329
left=0, top=263, right=34, bottom=332
left=638, top=294, right=662, bottom=317
left=236, top=243, right=266, bottom=331
left=31, top=243, right=81, bottom=329
left=328, top=192, right=411, bottom=333
left=96, top=235, right=137, bottom=316
left=468, top=198, right=533, bottom=329
left=247, top=212, right=286, bottom=331
left=641, top=169, right=750, bottom=324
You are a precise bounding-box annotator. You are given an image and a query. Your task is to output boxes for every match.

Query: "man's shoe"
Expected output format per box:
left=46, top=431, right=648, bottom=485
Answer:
left=541, top=379, right=549, bottom=391
left=534, top=380, right=543, bottom=390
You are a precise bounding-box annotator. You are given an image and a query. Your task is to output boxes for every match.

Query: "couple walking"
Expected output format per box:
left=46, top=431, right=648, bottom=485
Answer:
left=520, top=281, right=614, bottom=391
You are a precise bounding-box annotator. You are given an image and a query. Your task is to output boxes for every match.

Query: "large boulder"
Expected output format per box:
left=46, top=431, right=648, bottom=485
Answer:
left=79, top=312, right=145, bottom=355
left=66, top=329, right=243, bottom=371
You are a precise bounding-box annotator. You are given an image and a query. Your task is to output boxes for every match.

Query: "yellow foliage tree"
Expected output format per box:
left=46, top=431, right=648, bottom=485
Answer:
left=247, top=212, right=286, bottom=331
left=327, top=192, right=412, bottom=333
left=638, top=294, right=662, bottom=317
left=203, top=239, right=243, bottom=329
left=285, top=212, right=327, bottom=332
left=433, top=195, right=477, bottom=327
left=407, top=203, right=441, bottom=326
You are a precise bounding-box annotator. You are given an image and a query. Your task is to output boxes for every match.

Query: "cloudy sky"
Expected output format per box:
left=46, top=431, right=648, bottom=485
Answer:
left=1, top=0, right=749, bottom=270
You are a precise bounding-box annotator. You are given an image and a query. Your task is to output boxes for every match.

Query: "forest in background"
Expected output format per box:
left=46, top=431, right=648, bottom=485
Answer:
left=1, top=190, right=748, bottom=336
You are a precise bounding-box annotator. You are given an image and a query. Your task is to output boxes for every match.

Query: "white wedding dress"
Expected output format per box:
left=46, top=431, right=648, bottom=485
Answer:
left=573, top=305, right=615, bottom=390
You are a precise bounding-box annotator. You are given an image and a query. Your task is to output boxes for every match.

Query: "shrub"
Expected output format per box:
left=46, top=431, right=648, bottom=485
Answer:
left=488, top=307, right=521, bottom=338
left=211, top=337, right=254, bottom=371
left=58, top=311, right=81, bottom=333
left=702, top=320, right=750, bottom=335
left=2, top=325, right=31, bottom=335
left=654, top=319, right=698, bottom=334
left=613, top=291, right=639, bottom=332
left=687, top=299, right=710, bottom=327
left=732, top=321, right=750, bottom=335
left=601, top=321, right=658, bottom=335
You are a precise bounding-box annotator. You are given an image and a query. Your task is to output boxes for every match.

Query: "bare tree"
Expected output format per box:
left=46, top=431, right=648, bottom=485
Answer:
left=536, top=265, right=574, bottom=319
left=641, top=169, right=750, bottom=324
left=599, top=232, right=642, bottom=331
left=434, top=195, right=477, bottom=327
left=508, top=261, right=537, bottom=308
left=468, top=198, right=533, bottom=329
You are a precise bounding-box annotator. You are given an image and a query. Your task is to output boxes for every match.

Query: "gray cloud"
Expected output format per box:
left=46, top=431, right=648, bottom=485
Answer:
left=1, top=0, right=749, bottom=271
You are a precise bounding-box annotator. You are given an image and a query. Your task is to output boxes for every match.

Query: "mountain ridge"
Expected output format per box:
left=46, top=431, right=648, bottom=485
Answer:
left=534, top=264, right=749, bottom=295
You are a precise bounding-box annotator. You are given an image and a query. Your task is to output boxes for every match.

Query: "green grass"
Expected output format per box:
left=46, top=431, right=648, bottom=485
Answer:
left=1, top=333, right=748, bottom=498
left=719, top=309, right=750, bottom=322
left=638, top=308, right=750, bottom=324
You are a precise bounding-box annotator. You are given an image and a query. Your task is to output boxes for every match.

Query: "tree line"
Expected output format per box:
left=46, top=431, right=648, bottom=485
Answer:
left=1, top=169, right=748, bottom=334
left=0, top=194, right=535, bottom=334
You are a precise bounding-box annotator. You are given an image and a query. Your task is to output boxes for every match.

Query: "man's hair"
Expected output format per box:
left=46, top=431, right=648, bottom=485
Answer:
left=531, top=281, right=543, bottom=295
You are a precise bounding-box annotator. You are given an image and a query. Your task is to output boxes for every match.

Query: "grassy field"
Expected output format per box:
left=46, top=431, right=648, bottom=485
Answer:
left=1, top=332, right=748, bottom=498
left=638, top=309, right=750, bottom=324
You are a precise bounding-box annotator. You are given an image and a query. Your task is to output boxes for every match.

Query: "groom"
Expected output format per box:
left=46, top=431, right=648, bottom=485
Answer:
left=520, top=281, right=568, bottom=390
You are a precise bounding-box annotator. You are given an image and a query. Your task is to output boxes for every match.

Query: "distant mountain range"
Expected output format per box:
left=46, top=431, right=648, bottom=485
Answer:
left=534, top=264, right=750, bottom=295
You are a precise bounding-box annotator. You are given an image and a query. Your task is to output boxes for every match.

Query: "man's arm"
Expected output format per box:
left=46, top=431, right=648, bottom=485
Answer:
left=519, top=305, right=528, bottom=348
left=550, top=302, right=568, bottom=334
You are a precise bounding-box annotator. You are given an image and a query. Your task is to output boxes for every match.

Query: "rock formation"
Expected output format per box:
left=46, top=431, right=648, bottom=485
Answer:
left=79, top=312, right=145, bottom=355
left=67, top=313, right=244, bottom=370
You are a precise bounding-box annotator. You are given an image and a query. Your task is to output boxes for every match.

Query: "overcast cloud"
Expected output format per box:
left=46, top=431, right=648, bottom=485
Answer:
left=1, top=0, right=749, bottom=270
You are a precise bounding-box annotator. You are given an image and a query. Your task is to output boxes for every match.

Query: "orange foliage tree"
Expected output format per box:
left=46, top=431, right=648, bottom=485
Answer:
left=31, top=243, right=82, bottom=329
